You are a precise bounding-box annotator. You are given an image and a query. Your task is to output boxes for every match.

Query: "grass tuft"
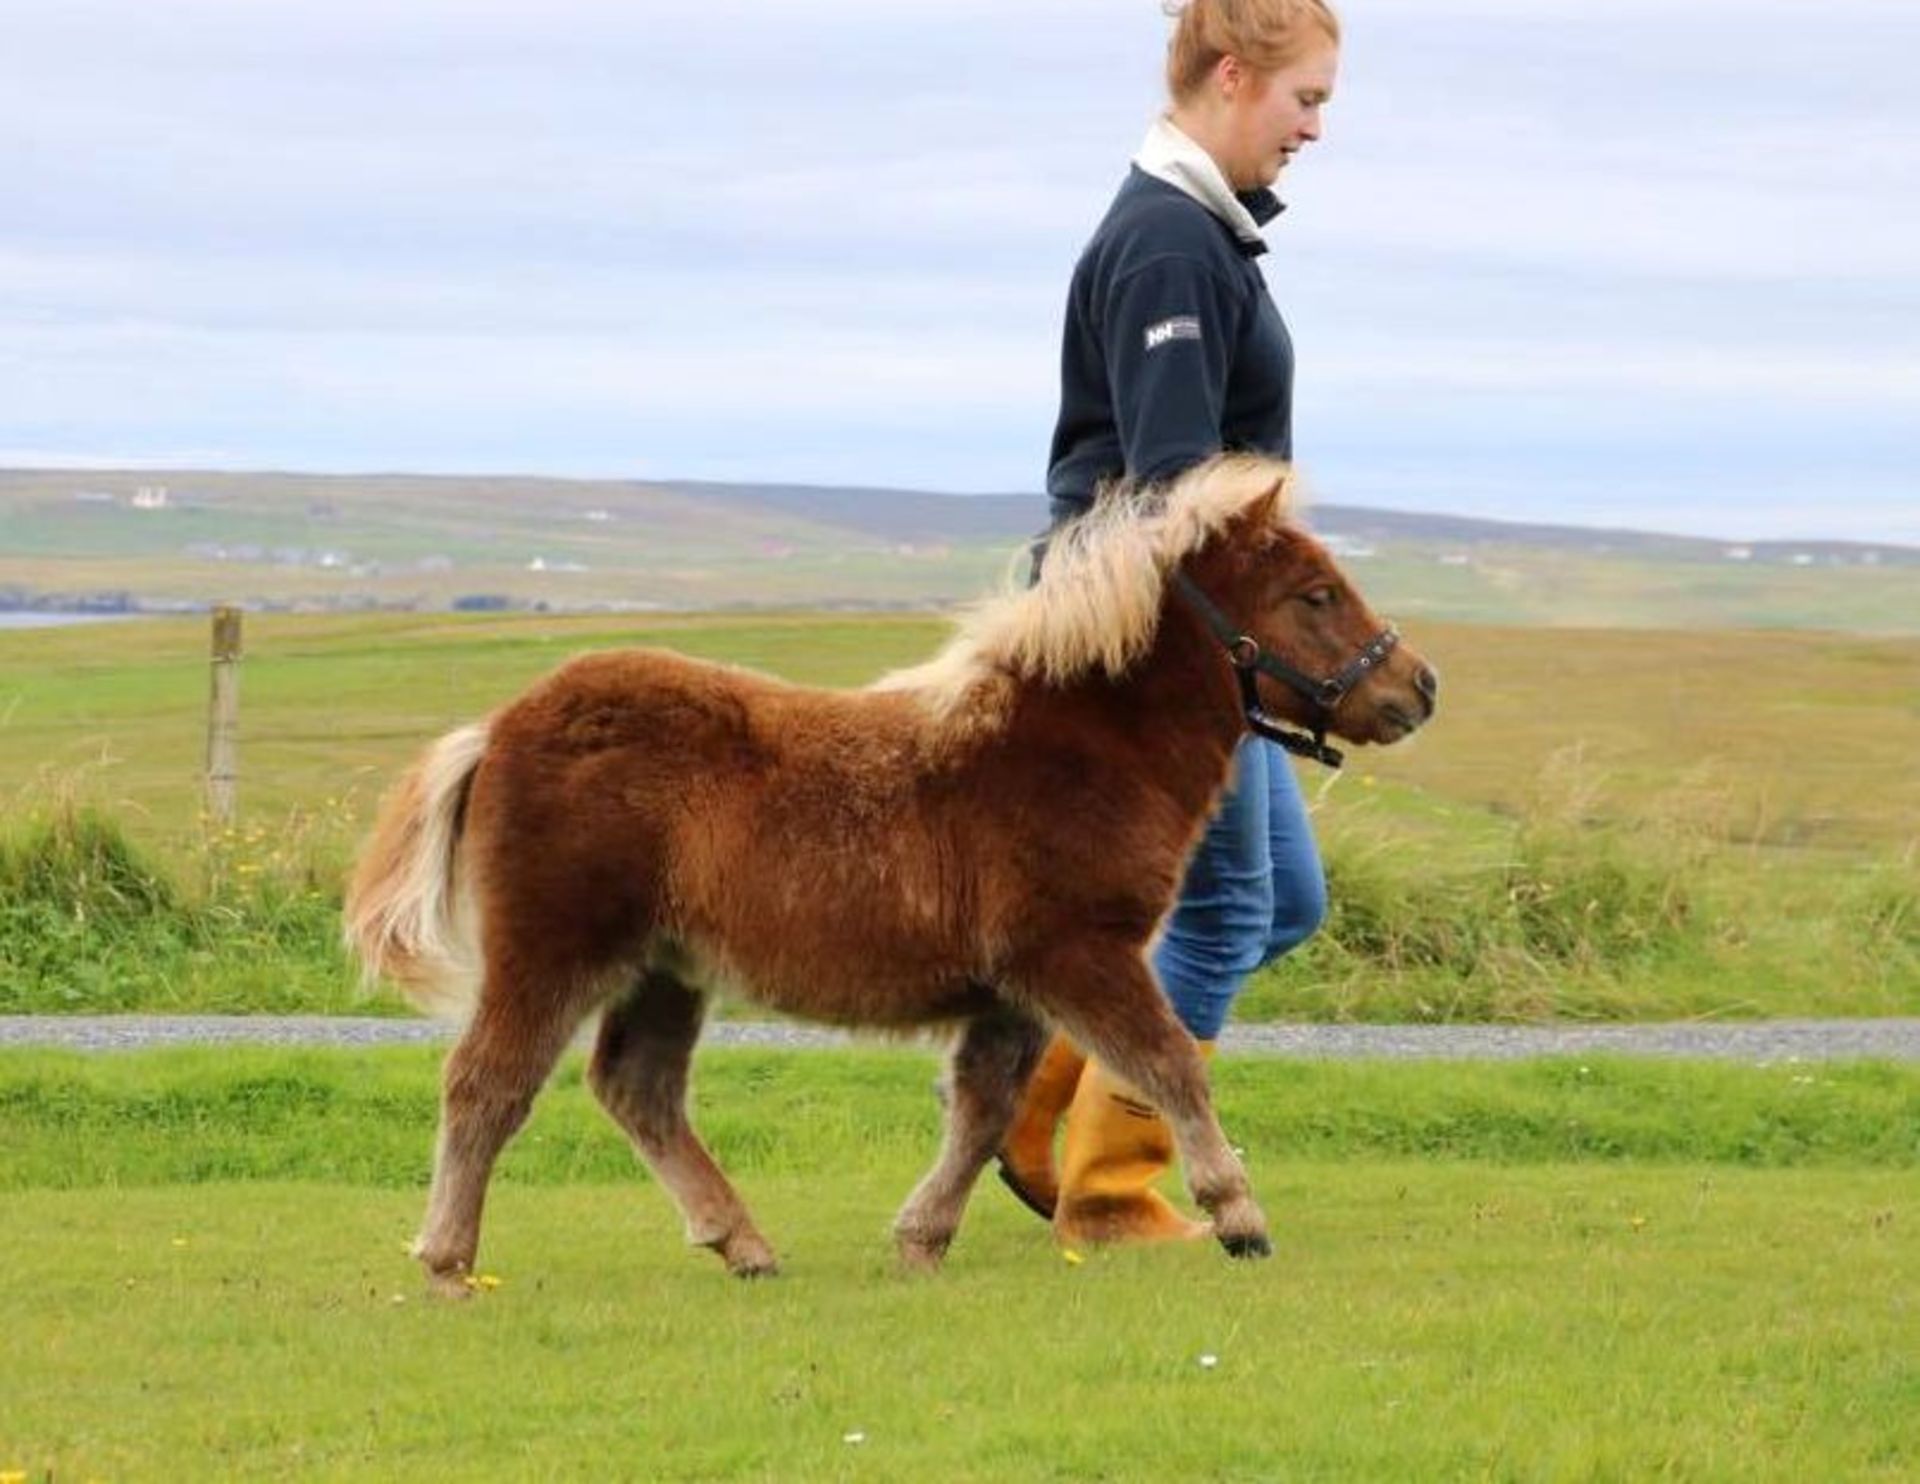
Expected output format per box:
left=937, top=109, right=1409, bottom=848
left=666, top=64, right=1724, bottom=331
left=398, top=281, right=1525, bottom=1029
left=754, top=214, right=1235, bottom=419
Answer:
left=0, top=806, right=368, bottom=1015
left=1, top=804, right=178, bottom=921
left=1240, top=766, right=1919, bottom=1022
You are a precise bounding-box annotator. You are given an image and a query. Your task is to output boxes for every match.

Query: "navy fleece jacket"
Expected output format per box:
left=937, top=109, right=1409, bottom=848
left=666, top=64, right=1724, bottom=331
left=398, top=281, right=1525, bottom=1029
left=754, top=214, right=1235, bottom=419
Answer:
left=1045, top=165, right=1293, bottom=513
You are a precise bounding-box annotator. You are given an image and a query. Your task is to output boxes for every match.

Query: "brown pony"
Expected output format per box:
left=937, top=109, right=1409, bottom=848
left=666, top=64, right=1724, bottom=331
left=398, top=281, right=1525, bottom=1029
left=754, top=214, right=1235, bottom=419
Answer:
left=344, top=454, right=1436, bottom=1294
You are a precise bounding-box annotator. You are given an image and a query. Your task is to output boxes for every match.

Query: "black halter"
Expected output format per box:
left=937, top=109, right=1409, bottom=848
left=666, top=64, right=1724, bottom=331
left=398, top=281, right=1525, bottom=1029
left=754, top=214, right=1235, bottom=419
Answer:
left=1171, top=571, right=1398, bottom=769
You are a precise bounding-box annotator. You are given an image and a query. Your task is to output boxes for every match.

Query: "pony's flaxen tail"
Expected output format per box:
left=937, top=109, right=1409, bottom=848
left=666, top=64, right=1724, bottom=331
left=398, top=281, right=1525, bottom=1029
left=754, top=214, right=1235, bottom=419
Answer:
left=342, top=720, right=491, bottom=1018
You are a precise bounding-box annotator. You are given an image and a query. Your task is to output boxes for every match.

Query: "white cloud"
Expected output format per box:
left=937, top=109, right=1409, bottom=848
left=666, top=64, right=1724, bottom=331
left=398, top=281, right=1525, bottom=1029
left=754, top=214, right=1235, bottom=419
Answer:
left=1312, top=336, right=1920, bottom=405
left=1, top=0, right=1915, bottom=539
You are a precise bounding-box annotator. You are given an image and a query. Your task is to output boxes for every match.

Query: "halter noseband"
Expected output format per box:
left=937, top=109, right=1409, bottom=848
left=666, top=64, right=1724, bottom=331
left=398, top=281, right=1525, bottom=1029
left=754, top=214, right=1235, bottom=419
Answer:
left=1171, top=571, right=1398, bottom=769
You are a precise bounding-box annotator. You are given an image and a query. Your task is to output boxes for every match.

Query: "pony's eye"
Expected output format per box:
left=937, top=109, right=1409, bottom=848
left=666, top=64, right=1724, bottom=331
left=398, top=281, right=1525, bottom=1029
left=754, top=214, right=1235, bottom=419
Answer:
left=1302, top=587, right=1336, bottom=609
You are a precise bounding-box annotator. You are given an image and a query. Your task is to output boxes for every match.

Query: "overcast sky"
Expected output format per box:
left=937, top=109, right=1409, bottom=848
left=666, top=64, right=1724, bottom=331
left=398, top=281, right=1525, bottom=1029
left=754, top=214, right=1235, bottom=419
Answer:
left=4, top=0, right=1916, bottom=540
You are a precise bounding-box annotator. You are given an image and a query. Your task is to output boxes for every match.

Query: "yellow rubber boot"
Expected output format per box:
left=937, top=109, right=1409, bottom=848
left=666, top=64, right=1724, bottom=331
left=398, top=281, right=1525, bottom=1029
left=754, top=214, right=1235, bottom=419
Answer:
left=996, top=1033, right=1087, bottom=1219
left=1053, top=1044, right=1214, bottom=1247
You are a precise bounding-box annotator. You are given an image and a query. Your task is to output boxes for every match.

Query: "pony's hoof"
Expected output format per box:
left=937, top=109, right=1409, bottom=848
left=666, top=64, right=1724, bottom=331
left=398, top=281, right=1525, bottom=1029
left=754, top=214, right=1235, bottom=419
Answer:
left=700, top=1222, right=779, bottom=1278
left=895, top=1235, right=951, bottom=1274
left=719, top=1232, right=780, bottom=1279
left=1219, top=1231, right=1273, bottom=1261
left=422, top=1267, right=477, bottom=1299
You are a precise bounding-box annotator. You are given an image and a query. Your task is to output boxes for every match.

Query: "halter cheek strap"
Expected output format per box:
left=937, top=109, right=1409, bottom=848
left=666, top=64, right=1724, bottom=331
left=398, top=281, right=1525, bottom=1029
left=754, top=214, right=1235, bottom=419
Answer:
left=1171, top=571, right=1399, bottom=770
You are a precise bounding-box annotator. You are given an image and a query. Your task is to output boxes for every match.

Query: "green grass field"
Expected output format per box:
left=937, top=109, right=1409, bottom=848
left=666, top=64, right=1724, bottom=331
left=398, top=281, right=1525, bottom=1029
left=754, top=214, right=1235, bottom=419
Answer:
left=8, top=610, right=1918, bottom=851
left=7, top=584, right=1916, bottom=1478
left=8, top=497, right=1915, bottom=1481
left=4, top=1047, right=1916, bottom=1480
left=2, top=611, right=1917, bottom=1021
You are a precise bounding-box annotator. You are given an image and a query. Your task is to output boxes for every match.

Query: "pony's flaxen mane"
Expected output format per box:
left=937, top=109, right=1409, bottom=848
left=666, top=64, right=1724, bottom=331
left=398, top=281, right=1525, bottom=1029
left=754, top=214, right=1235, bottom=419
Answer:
left=874, top=453, right=1295, bottom=720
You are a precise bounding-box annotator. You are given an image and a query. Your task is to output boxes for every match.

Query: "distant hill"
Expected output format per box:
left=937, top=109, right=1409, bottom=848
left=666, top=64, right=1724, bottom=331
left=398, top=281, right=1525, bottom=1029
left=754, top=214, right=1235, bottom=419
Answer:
left=667, top=477, right=1919, bottom=570
left=654, top=480, right=1043, bottom=546
left=1303, top=504, right=1918, bottom=569
left=1, top=467, right=1915, bottom=634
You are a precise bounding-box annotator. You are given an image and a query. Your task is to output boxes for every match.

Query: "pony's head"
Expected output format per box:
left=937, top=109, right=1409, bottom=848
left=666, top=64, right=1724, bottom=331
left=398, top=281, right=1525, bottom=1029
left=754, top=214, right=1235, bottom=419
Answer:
left=1175, top=459, right=1437, bottom=757
left=874, top=454, right=1435, bottom=757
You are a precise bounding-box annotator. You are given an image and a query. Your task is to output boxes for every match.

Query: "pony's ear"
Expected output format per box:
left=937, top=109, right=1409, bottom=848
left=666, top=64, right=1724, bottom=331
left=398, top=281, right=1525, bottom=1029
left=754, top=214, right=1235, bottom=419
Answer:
left=1247, top=473, right=1291, bottom=530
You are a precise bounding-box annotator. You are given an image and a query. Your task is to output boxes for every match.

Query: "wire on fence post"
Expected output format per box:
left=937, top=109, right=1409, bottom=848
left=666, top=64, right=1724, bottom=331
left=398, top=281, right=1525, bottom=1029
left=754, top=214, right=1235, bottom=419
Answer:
left=206, top=605, right=242, bottom=826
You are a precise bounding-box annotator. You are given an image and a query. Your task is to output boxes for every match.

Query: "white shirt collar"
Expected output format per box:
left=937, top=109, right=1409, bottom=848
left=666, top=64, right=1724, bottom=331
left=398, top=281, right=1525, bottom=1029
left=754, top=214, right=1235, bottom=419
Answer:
left=1132, top=115, right=1273, bottom=249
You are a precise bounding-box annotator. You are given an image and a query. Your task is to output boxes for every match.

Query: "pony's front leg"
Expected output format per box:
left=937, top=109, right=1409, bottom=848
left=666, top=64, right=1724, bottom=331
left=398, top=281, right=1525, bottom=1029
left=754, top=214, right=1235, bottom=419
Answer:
left=1029, top=944, right=1270, bottom=1259
left=893, top=1006, right=1046, bottom=1272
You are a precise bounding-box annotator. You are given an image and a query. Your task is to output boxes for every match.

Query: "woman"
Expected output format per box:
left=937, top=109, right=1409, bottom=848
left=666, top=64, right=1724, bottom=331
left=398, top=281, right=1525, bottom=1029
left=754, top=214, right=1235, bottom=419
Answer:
left=1001, top=0, right=1342, bottom=1246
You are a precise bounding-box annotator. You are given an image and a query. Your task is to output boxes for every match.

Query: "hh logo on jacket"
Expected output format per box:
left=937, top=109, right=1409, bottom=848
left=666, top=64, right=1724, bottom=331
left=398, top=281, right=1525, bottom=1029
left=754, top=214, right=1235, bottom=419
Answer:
left=1143, top=315, right=1202, bottom=352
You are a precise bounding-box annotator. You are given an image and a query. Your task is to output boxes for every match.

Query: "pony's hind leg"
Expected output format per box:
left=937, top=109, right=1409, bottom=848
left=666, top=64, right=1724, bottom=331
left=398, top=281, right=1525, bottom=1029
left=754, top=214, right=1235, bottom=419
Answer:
left=1030, top=944, right=1270, bottom=1260
left=416, top=973, right=592, bottom=1297
left=893, top=1006, right=1046, bottom=1272
left=587, top=970, right=778, bottom=1278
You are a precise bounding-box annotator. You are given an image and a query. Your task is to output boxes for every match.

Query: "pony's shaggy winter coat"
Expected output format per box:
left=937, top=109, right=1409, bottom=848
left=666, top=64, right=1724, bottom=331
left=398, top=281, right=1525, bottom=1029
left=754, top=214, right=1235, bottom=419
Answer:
left=344, top=453, right=1435, bottom=1290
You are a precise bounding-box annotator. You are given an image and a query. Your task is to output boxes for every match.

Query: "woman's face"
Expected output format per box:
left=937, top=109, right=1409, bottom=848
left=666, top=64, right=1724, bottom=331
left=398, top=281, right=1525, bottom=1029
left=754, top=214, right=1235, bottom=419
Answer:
left=1219, top=42, right=1339, bottom=190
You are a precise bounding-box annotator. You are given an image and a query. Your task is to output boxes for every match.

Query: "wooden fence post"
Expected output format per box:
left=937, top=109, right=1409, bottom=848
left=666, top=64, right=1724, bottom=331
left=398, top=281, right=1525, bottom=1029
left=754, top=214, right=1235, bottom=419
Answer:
left=206, top=605, right=242, bottom=825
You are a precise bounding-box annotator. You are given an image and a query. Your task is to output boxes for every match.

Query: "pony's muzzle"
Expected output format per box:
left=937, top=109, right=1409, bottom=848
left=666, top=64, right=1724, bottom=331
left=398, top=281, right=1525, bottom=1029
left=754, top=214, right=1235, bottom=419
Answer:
left=1366, top=656, right=1437, bottom=742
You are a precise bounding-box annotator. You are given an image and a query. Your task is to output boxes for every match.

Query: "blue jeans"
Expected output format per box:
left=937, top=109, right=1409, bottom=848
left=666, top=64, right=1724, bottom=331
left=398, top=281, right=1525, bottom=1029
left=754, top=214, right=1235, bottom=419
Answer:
left=1152, top=736, right=1328, bottom=1040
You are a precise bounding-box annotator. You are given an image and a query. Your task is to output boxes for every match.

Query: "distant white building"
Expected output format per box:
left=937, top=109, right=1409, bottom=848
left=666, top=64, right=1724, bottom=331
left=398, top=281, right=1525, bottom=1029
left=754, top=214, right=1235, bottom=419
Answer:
left=131, top=485, right=170, bottom=510
left=1723, top=546, right=1752, bottom=562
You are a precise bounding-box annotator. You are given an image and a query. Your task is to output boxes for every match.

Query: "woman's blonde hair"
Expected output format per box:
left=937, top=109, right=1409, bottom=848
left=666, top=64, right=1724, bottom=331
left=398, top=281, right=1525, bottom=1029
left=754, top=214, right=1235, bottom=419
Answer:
left=1165, top=0, right=1341, bottom=102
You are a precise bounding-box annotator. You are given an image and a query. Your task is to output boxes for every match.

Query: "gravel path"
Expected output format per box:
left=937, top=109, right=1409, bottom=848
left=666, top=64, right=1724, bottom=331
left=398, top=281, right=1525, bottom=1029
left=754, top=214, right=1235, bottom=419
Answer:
left=4, top=1015, right=1919, bottom=1063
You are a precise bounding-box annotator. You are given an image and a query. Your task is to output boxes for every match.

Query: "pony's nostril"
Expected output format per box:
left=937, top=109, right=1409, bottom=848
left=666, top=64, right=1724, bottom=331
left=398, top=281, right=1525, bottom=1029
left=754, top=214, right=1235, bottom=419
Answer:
left=1415, top=665, right=1439, bottom=703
